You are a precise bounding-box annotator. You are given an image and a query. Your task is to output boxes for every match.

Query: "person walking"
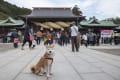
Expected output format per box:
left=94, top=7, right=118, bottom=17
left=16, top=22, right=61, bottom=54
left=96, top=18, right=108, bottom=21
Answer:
left=56, top=32, right=60, bottom=44
left=13, top=37, right=19, bottom=48
left=82, top=33, right=88, bottom=47
left=60, top=31, right=66, bottom=46
left=18, top=30, right=22, bottom=43
left=70, top=22, right=79, bottom=52
left=65, top=31, right=69, bottom=46
left=96, top=33, right=100, bottom=46
left=21, top=26, right=32, bottom=50
left=11, top=29, right=18, bottom=42
left=36, top=30, right=42, bottom=45
left=77, top=31, right=81, bottom=48
left=44, top=31, right=52, bottom=45
left=11, top=30, right=19, bottom=48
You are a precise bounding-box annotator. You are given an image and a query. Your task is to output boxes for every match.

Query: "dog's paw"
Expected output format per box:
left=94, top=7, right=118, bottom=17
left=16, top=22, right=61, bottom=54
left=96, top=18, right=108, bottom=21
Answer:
left=39, top=73, right=44, bottom=76
left=47, top=74, right=50, bottom=78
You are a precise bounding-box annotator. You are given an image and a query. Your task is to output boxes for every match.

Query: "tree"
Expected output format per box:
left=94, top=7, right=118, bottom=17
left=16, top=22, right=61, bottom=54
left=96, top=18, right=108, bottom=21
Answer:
left=113, top=17, right=120, bottom=24
left=72, top=5, right=82, bottom=16
left=104, top=17, right=120, bottom=24
left=0, top=0, right=31, bottom=19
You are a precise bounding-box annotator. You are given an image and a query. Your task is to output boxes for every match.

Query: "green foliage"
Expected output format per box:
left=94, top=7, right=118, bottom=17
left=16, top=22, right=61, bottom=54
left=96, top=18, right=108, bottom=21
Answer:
left=113, top=17, right=120, bottom=24
left=104, top=17, right=120, bottom=24
left=0, top=12, right=8, bottom=19
left=0, top=0, right=31, bottom=19
left=72, top=5, right=82, bottom=16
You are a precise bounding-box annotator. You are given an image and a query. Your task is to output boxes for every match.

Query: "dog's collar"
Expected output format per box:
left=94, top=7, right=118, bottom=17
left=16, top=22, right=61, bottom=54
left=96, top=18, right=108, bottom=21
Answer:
left=45, top=58, right=53, bottom=60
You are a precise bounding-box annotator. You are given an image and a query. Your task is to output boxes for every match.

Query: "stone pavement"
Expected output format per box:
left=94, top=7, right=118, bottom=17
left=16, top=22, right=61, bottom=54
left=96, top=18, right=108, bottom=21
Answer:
left=0, top=43, right=14, bottom=52
left=0, top=43, right=120, bottom=80
left=88, top=44, right=120, bottom=49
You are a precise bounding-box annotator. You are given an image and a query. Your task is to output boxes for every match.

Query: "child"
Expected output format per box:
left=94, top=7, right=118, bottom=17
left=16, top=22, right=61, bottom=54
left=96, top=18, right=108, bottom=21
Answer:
left=14, top=37, right=19, bottom=48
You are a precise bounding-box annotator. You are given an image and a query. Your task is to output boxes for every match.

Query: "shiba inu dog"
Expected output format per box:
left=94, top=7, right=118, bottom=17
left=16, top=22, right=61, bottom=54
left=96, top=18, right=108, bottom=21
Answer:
left=31, top=45, right=55, bottom=79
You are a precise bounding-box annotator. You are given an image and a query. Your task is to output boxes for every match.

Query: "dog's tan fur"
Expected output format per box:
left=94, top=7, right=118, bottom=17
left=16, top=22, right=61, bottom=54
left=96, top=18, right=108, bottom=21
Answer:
left=31, top=53, right=50, bottom=74
left=31, top=45, right=54, bottom=77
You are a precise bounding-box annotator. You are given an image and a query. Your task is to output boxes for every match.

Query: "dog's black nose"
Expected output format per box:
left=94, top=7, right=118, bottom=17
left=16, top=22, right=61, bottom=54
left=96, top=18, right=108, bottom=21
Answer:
left=49, top=51, right=51, bottom=53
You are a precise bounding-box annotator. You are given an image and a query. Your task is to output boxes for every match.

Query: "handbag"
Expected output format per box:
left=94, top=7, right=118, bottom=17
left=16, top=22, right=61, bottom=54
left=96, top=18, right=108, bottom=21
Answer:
left=29, top=34, right=34, bottom=41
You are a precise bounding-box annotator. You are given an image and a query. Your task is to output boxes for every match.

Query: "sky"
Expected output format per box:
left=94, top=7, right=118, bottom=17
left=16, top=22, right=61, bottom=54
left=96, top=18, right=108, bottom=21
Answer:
left=4, top=0, right=120, bottom=20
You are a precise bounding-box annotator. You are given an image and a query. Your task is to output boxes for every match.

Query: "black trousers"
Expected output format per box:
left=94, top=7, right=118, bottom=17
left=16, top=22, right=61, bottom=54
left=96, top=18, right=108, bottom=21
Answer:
left=37, top=37, right=41, bottom=45
left=71, top=36, right=79, bottom=52
left=84, top=40, right=88, bottom=47
left=14, top=43, right=18, bottom=48
left=22, top=39, right=32, bottom=48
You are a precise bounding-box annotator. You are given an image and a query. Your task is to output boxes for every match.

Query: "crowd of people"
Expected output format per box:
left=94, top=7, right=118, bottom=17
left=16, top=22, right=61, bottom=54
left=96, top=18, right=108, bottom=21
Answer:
left=19, top=22, right=102, bottom=52
left=1, top=22, right=120, bottom=52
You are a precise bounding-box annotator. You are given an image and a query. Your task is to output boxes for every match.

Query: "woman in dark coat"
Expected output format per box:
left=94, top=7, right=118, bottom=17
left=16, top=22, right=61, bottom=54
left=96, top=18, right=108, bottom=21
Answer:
left=21, top=26, right=32, bottom=50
